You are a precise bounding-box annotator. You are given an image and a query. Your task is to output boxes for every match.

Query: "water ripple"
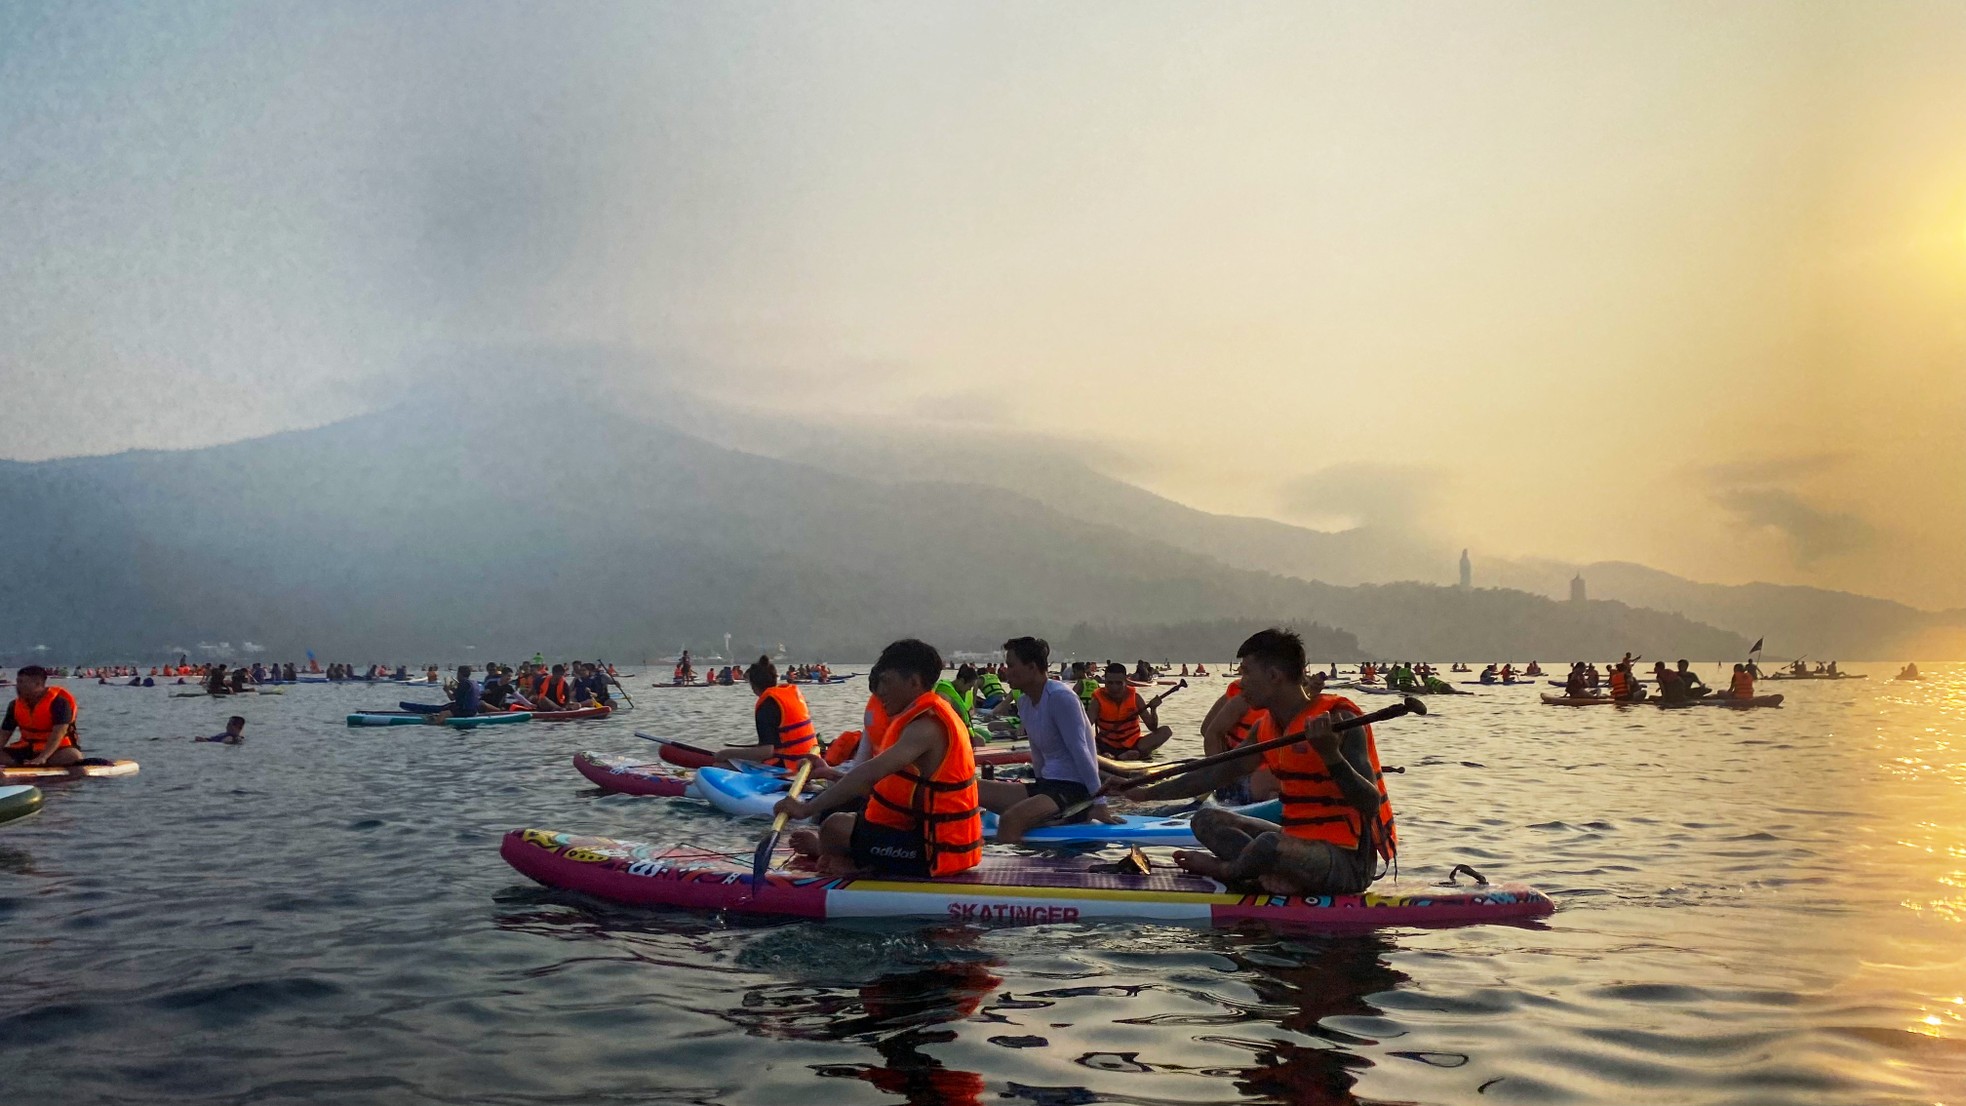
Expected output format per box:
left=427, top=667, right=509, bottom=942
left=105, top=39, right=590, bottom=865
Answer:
left=0, top=668, right=1962, bottom=1102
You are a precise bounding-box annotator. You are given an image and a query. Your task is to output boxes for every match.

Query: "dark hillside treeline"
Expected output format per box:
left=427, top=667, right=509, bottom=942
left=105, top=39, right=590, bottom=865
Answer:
left=0, top=398, right=1751, bottom=665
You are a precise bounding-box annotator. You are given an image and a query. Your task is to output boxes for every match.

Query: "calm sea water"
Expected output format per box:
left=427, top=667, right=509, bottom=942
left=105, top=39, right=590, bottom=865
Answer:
left=2, top=666, right=1962, bottom=1104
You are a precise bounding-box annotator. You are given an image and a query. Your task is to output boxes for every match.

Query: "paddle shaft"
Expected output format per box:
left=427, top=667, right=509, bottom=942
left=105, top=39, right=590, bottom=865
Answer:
left=633, top=731, right=715, bottom=758
left=1046, top=696, right=1422, bottom=825
left=1113, top=679, right=1185, bottom=726
left=749, top=759, right=814, bottom=887
left=609, top=675, right=635, bottom=710
left=1112, top=696, right=1420, bottom=794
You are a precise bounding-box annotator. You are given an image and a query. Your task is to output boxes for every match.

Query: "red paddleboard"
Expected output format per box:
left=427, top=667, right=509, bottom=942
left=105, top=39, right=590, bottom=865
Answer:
left=573, top=751, right=695, bottom=797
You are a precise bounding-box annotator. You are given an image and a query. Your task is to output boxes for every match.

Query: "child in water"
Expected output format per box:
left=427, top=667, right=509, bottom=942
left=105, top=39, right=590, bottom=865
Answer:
left=194, top=716, right=247, bottom=745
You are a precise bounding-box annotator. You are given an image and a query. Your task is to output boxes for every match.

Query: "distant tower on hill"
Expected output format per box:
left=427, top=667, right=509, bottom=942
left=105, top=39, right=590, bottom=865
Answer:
left=1458, top=548, right=1472, bottom=590
left=1571, top=573, right=1587, bottom=602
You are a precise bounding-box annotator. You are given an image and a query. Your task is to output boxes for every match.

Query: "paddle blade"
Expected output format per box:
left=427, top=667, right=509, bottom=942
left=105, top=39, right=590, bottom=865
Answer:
left=748, top=834, right=776, bottom=887
left=748, top=760, right=814, bottom=891
left=1403, top=696, right=1428, bottom=717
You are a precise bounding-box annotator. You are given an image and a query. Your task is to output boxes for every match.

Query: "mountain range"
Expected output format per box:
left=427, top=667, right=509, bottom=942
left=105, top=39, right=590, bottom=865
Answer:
left=0, top=391, right=1759, bottom=664
left=658, top=388, right=1963, bottom=660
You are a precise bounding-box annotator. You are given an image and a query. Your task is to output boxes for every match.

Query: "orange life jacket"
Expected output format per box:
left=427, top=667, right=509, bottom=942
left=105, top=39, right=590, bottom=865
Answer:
left=1220, top=679, right=1261, bottom=750
left=864, top=691, right=982, bottom=877
left=1608, top=667, right=1632, bottom=698
left=6, top=686, right=78, bottom=754
left=822, top=693, right=895, bottom=768
left=822, top=730, right=863, bottom=766
left=536, top=675, right=569, bottom=706
left=1092, top=686, right=1144, bottom=755
left=864, top=694, right=893, bottom=748
left=755, top=685, right=817, bottom=768
left=1729, top=670, right=1755, bottom=698
left=1256, top=694, right=1396, bottom=862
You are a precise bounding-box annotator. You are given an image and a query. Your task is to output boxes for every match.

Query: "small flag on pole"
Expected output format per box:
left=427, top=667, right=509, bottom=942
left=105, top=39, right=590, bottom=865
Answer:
left=1748, top=638, right=1763, bottom=655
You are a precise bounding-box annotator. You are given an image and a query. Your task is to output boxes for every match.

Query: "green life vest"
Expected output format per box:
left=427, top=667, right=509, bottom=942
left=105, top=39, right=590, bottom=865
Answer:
left=979, top=673, right=1005, bottom=697
left=934, top=679, right=975, bottom=719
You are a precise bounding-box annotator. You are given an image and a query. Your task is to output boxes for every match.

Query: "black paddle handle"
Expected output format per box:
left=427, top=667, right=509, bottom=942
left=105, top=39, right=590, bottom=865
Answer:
left=1113, top=696, right=1422, bottom=793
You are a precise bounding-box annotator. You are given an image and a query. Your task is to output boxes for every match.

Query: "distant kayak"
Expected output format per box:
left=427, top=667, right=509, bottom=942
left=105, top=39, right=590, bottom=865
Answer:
left=0, top=784, right=43, bottom=825
left=1764, top=672, right=1867, bottom=681
left=2, top=758, right=140, bottom=780
left=347, top=713, right=429, bottom=727
left=502, top=831, right=1556, bottom=930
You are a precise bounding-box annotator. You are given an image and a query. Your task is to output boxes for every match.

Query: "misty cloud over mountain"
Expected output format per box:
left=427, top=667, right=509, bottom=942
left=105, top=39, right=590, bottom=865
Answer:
left=0, top=360, right=1769, bottom=665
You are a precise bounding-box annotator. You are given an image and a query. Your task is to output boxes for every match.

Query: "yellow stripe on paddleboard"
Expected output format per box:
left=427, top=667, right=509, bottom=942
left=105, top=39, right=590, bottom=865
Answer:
left=844, top=878, right=1242, bottom=905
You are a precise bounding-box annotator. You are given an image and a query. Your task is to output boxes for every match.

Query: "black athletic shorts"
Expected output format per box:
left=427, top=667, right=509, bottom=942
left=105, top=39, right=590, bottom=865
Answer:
left=1212, top=778, right=1256, bottom=807
left=847, top=817, right=932, bottom=878
left=1025, top=778, right=1092, bottom=823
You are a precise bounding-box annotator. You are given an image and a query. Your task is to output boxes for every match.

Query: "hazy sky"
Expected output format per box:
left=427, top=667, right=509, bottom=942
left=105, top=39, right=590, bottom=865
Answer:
left=4, top=2, right=1962, bottom=607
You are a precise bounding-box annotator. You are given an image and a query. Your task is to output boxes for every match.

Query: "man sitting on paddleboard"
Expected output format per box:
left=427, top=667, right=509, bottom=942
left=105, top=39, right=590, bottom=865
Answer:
left=423, top=666, right=483, bottom=724
left=715, top=658, right=818, bottom=769
left=1090, top=662, right=1172, bottom=760
left=1196, top=671, right=1295, bottom=805
left=975, top=636, right=1114, bottom=843
left=974, top=668, right=1008, bottom=712
left=532, top=664, right=574, bottom=711
left=810, top=664, right=893, bottom=780
left=773, top=639, right=982, bottom=878
left=3, top=666, right=83, bottom=768
left=571, top=662, right=613, bottom=708
left=481, top=666, right=527, bottom=712
left=934, top=664, right=979, bottom=720
left=1653, top=661, right=1687, bottom=704
left=1112, top=629, right=1396, bottom=897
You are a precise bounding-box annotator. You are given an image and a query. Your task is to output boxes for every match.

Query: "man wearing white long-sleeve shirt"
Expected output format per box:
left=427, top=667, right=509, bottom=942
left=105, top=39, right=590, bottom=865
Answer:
left=977, top=636, right=1117, bottom=843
